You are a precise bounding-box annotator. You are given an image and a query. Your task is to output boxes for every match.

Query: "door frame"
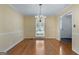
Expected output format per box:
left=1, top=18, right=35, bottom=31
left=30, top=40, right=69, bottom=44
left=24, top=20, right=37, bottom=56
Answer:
left=58, top=10, right=72, bottom=41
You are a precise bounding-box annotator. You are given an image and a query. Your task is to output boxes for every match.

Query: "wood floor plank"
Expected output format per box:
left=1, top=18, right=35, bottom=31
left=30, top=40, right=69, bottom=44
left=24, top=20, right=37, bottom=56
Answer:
left=7, top=38, right=77, bottom=55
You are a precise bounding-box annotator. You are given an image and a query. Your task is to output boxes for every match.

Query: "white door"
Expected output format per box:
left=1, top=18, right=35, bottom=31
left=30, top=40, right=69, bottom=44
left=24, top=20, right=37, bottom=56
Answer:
left=60, top=15, right=72, bottom=38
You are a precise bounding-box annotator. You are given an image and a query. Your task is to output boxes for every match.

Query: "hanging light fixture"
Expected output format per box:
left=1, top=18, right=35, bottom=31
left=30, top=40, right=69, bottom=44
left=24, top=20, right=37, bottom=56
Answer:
left=35, top=4, right=46, bottom=21
left=39, top=4, right=42, bottom=15
left=35, top=4, right=46, bottom=37
left=39, top=4, right=42, bottom=22
left=35, top=4, right=43, bottom=20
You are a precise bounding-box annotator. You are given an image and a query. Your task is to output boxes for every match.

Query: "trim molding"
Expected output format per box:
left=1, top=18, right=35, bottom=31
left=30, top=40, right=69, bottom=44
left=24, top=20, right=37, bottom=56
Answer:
left=4, top=39, right=24, bottom=52
left=0, top=31, right=23, bottom=52
left=24, top=37, right=58, bottom=40
left=72, top=48, right=79, bottom=55
left=0, top=31, right=23, bottom=36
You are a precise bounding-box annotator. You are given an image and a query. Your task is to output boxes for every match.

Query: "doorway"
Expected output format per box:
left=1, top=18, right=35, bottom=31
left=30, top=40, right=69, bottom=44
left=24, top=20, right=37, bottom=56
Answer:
left=60, top=11, right=72, bottom=43
left=35, top=16, right=46, bottom=38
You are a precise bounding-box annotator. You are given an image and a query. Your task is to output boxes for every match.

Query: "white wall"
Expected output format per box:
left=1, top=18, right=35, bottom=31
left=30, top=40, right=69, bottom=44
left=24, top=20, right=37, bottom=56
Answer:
left=60, top=15, right=72, bottom=38
left=72, top=5, right=79, bottom=54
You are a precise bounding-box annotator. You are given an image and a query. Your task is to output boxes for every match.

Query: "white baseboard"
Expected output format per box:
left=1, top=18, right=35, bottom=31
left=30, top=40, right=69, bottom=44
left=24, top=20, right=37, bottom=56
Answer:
left=24, top=37, right=56, bottom=39
left=24, top=37, right=35, bottom=39
left=72, top=48, right=79, bottom=54
left=45, top=37, right=59, bottom=40
left=4, top=38, right=24, bottom=52
left=0, top=31, right=23, bottom=52
left=45, top=37, right=56, bottom=38
left=24, top=37, right=52, bottom=38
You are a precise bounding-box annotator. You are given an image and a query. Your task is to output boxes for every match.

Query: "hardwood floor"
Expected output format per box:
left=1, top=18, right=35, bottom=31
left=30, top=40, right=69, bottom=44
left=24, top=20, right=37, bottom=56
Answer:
left=7, top=38, right=77, bottom=55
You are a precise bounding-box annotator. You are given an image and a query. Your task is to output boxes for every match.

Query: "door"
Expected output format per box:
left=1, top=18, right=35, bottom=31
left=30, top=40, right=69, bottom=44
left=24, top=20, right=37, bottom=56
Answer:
left=60, top=14, right=72, bottom=38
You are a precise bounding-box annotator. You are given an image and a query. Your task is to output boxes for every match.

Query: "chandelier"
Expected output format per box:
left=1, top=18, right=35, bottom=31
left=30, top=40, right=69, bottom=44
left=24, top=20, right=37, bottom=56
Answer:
left=35, top=4, right=44, bottom=22
left=39, top=4, right=42, bottom=22
left=35, top=4, right=46, bottom=37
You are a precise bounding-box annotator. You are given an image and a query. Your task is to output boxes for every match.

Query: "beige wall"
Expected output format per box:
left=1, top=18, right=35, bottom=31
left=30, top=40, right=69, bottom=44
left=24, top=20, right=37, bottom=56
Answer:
left=24, top=16, right=35, bottom=38
left=0, top=5, right=24, bottom=52
left=45, top=16, right=58, bottom=39
left=24, top=16, right=58, bottom=39
left=1, top=4, right=79, bottom=54
left=58, top=5, right=79, bottom=54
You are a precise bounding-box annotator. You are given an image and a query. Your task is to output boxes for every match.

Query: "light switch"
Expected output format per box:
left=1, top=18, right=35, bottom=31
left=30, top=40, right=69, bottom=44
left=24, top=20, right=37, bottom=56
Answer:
left=73, top=24, right=76, bottom=28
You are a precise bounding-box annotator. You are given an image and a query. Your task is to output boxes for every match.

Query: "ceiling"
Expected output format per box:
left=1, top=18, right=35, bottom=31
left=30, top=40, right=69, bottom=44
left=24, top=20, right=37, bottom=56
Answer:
left=10, top=4, right=70, bottom=16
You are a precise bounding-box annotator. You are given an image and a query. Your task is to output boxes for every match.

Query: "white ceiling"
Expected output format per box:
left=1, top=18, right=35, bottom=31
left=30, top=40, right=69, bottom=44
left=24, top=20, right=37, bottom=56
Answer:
left=10, top=4, right=70, bottom=16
